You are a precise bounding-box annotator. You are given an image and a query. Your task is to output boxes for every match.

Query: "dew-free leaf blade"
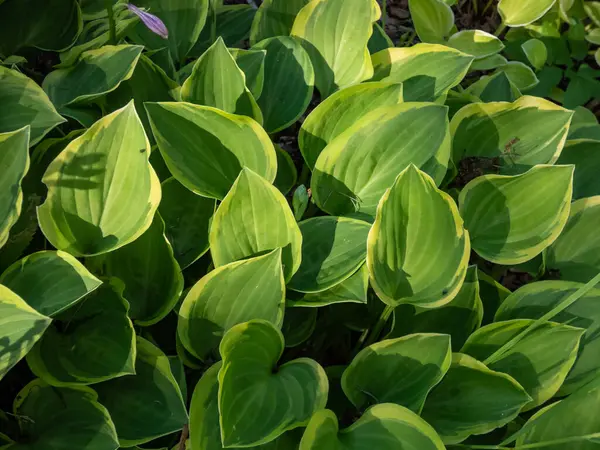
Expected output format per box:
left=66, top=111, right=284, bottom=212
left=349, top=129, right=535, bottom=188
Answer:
left=499, top=0, right=558, bottom=27
left=250, top=0, right=310, bottom=45
left=408, top=0, right=454, bottom=43
left=557, top=140, right=600, bottom=200
left=448, top=30, right=505, bottom=59
left=229, top=48, right=267, bottom=99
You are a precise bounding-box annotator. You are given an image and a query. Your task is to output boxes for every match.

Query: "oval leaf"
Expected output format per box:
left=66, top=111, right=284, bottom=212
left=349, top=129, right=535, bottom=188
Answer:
left=408, top=0, right=454, bottom=43
left=499, top=0, right=558, bottom=27
left=250, top=0, right=310, bottom=45
left=448, top=30, right=505, bottom=59
left=522, top=38, right=548, bottom=70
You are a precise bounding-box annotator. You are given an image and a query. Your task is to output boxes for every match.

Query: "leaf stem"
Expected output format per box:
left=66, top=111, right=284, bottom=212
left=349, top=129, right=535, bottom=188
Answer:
left=105, top=0, right=117, bottom=45
left=494, top=22, right=507, bottom=37
left=365, top=304, right=395, bottom=347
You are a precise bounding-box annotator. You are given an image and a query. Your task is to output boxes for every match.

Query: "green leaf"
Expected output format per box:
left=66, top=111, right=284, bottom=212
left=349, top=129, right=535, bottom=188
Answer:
left=26, top=281, right=136, bottom=386
left=586, top=1, right=600, bottom=26
left=420, top=353, right=531, bottom=444
left=95, top=337, right=187, bottom=447
left=250, top=0, right=310, bottom=45
left=299, top=405, right=446, bottom=450
left=466, top=71, right=521, bottom=103
left=462, top=319, right=583, bottom=410
left=291, top=0, right=380, bottom=98
left=283, top=307, right=318, bottom=347
left=587, top=28, right=600, bottom=44
left=311, top=103, right=452, bottom=219
left=0, top=67, right=65, bottom=146
left=274, top=145, right=298, bottom=195
left=469, top=53, right=509, bottom=71
left=0, top=127, right=29, bottom=249
left=478, top=269, right=512, bottom=325
left=547, top=196, right=600, bottom=283
left=229, top=48, right=267, bottom=98
left=181, top=37, right=262, bottom=122
left=145, top=102, right=277, bottom=200
left=218, top=320, right=328, bottom=447
left=0, top=250, right=101, bottom=317
left=522, top=38, right=548, bottom=70
left=178, top=249, right=285, bottom=361
left=87, top=214, right=183, bottom=326
left=37, top=102, right=161, bottom=257
left=9, top=380, right=119, bottom=450
left=367, top=165, right=470, bottom=308
left=556, top=140, right=600, bottom=200
left=158, top=177, right=215, bottom=269
left=499, top=0, right=558, bottom=27
left=43, top=45, right=143, bottom=111
left=289, top=216, right=370, bottom=293
left=128, top=0, right=208, bottom=63
left=368, top=23, right=394, bottom=54
left=209, top=168, right=302, bottom=281
left=459, top=164, right=574, bottom=265
left=252, top=36, right=314, bottom=133
left=0, top=285, right=50, bottom=380
left=408, top=0, right=454, bottom=43
left=299, top=82, right=403, bottom=170
left=342, top=334, right=451, bottom=412
left=371, top=44, right=474, bottom=102
left=448, top=30, right=505, bottom=59
left=495, top=61, right=540, bottom=90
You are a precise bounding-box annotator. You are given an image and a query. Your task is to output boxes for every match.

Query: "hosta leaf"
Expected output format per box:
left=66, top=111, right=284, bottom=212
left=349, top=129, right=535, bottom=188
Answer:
left=291, top=0, right=380, bottom=98
left=368, top=23, right=394, bottom=54
left=218, top=320, right=328, bottom=447
left=274, top=145, right=297, bottom=195
left=283, top=308, right=318, bottom=347
left=367, top=165, right=470, bottom=308
left=37, top=102, right=161, bottom=257
left=470, top=53, right=509, bottom=71
left=462, top=319, right=583, bottom=410
left=299, top=405, right=445, bottom=450
left=0, top=127, right=29, bottom=249
left=342, top=334, right=451, bottom=412
left=128, top=0, right=208, bottom=63
left=9, top=380, right=118, bottom=450
left=421, top=353, right=531, bottom=444
left=289, top=216, right=370, bottom=293
left=209, top=168, right=302, bottom=281
left=181, top=37, right=262, bottom=122
left=253, top=36, right=314, bottom=133
left=43, top=45, right=143, bottom=110
left=0, top=250, right=101, bottom=317
left=250, top=0, right=310, bottom=45
left=556, top=140, right=600, bottom=200
left=496, top=61, right=539, bottom=91
left=465, top=71, right=521, bottom=103
left=0, top=285, right=50, bottom=380
left=371, top=44, right=474, bottom=101
left=229, top=48, right=267, bottom=99
left=145, top=102, right=276, bottom=200
left=459, top=165, right=574, bottom=265
left=478, top=269, right=511, bottom=325
left=522, top=38, right=548, bottom=70
left=87, top=214, right=183, bottom=326
left=158, top=177, right=215, bottom=269
left=311, top=103, right=452, bottom=219
left=408, top=0, right=454, bottom=43
left=26, top=281, right=136, bottom=386
left=547, top=196, right=600, bottom=282
left=448, top=30, right=505, bottom=59
left=299, top=82, right=404, bottom=170
left=95, top=337, right=187, bottom=447
left=586, top=2, right=600, bottom=26
left=450, top=96, right=573, bottom=172
left=178, top=249, right=285, bottom=361
left=499, top=0, right=558, bottom=27
left=0, top=67, right=65, bottom=146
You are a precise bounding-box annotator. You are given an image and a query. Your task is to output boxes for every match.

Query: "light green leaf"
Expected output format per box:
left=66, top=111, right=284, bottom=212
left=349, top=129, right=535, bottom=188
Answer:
left=556, top=140, right=600, bottom=200
left=0, top=127, right=29, bottom=249
left=209, top=168, right=302, bottom=281
left=291, top=0, right=380, bottom=98
left=250, top=0, right=310, bottom=45
left=178, top=249, right=285, bottom=361
left=448, top=30, right=505, bottom=59
left=299, top=405, right=445, bottom=450
left=371, top=44, right=474, bottom=101
left=470, top=53, right=509, bottom=71
left=289, top=216, right=370, bottom=293
left=181, top=37, right=262, bottom=122
left=459, top=165, right=574, bottom=265
left=218, top=320, right=328, bottom=447
left=586, top=2, right=600, bottom=26
left=311, top=103, right=452, bottom=219
left=274, top=145, right=298, bottom=195
left=253, top=36, right=314, bottom=133
left=95, top=337, right=187, bottom=447
left=367, top=165, right=470, bottom=308
left=299, top=82, right=403, bottom=170
left=421, top=353, right=531, bottom=444
left=522, top=38, right=548, bottom=70
left=26, top=281, right=136, bottom=386
left=146, top=102, right=277, bottom=200
left=283, top=308, right=318, bottom=347
left=499, top=0, right=558, bottom=27
left=158, top=177, right=215, bottom=269
left=342, top=334, right=451, bottom=412
left=0, top=285, right=51, bottom=380
left=37, top=102, right=161, bottom=257
left=0, top=67, right=65, bottom=146
left=229, top=48, right=267, bottom=98
left=587, top=28, right=600, bottom=45
left=547, top=196, right=600, bottom=283
left=496, top=61, right=540, bottom=90
left=0, top=250, right=101, bottom=317
left=408, top=0, right=454, bottom=43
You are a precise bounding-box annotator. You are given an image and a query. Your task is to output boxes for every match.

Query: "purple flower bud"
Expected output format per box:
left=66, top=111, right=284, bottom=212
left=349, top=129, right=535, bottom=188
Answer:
left=126, top=4, right=169, bottom=39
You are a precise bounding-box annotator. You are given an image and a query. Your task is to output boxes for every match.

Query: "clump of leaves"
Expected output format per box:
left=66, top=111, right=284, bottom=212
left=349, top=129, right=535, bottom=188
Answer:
left=1, top=0, right=600, bottom=449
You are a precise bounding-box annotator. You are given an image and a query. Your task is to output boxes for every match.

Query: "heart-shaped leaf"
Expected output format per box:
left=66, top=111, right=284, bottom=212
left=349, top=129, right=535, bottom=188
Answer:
left=499, top=0, right=558, bottom=27
left=557, top=140, right=600, bottom=200
left=250, top=0, right=310, bottom=45
left=448, top=30, right=505, bottom=59
left=218, top=320, right=328, bottom=447
left=367, top=165, right=470, bottom=307
left=408, top=0, right=454, bottom=43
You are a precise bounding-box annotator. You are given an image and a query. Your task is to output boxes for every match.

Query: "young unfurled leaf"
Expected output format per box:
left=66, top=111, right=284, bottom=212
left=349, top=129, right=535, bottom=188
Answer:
left=448, top=30, right=505, bottom=59
left=408, top=0, right=454, bottom=43
left=250, top=0, right=310, bottom=45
